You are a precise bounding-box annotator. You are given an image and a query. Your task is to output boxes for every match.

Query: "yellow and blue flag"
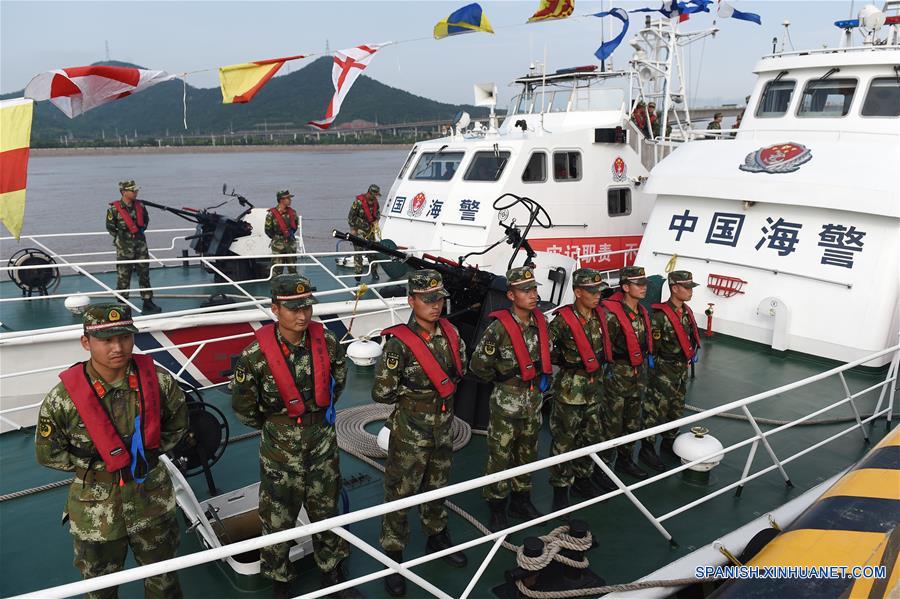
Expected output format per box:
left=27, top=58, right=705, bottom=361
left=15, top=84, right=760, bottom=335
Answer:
left=434, top=3, right=494, bottom=39
left=528, top=0, right=575, bottom=22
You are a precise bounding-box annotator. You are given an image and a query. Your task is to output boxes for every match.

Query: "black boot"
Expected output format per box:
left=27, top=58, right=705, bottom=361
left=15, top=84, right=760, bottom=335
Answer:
left=571, top=476, right=603, bottom=499
left=142, top=299, right=162, bottom=314
left=371, top=269, right=380, bottom=281
left=487, top=497, right=509, bottom=532
left=615, top=456, right=649, bottom=480
left=425, top=529, right=467, bottom=568
left=354, top=275, right=362, bottom=283
left=660, top=437, right=677, bottom=457
left=591, top=467, right=618, bottom=493
left=272, top=580, right=292, bottom=599
left=638, top=442, right=666, bottom=472
left=508, top=491, right=543, bottom=520
left=384, top=550, right=406, bottom=597
left=320, top=561, right=363, bottom=599
left=551, top=486, right=570, bottom=512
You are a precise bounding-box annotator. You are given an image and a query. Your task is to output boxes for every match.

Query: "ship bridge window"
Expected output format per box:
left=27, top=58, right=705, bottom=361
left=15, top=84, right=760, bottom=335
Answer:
left=549, top=90, right=571, bottom=112
left=464, top=151, right=512, bottom=181
left=756, top=79, right=795, bottom=118
left=553, top=151, right=581, bottom=181
left=797, top=78, right=857, bottom=118
left=574, top=88, right=625, bottom=111
left=410, top=151, right=465, bottom=181
left=397, top=147, right=417, bottom=179
left=861, top=77, right=900, bottom=117
left=608, top=188, right=631, bottom=217
left=522, top=152, right=547, bottom=183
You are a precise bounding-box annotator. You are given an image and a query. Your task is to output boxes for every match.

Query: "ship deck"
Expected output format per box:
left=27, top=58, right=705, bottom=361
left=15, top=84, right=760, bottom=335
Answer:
left=1, top=312, right=894, bottom=597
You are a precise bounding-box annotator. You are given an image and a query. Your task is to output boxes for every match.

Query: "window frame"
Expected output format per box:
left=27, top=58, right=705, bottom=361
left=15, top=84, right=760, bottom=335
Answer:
left=755, top=78, right=797, bottom=118
left=607, top=187, right=632, bottom=218
left=795, top=77, right=858, bottom=119
left=409, top=151, right=466, bottom=181
left=521, top=151, right=548, bottom=184
left=860, top=76, right=900, bottom=118
left=397, top=147, right=418, bottom=180
left=552, top=150, right=583, bottom=182
left=463, top=150, right=512, bottom=182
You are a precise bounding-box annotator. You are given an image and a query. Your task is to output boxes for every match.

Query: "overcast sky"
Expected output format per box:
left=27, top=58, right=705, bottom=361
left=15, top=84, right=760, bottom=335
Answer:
left=2, top=1, right=855, bottom=106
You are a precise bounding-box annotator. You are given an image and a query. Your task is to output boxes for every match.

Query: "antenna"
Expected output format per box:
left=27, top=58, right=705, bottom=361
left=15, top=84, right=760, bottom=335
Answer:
left=325, top=39, right=330, bottom=54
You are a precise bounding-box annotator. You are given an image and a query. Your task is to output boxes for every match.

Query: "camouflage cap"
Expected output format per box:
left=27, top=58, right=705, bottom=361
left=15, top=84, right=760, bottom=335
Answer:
left=119, top=180, right=139, bottom=192
left=619, top=265, right=648, bottom=286
left=271, top=274, right=318, bottom=308
left=408, top=269, right=449, bottom=303
left=83, top=304, right=139, bottom=338
left=506, top=266, right=540, bottom=290
left=276, top=190, right=294, bottom=201
left=668, top=270, right=699, bottom=288
left=368, top=184, right=381, bottom=196
left=572, top=268, right=607, bottom=292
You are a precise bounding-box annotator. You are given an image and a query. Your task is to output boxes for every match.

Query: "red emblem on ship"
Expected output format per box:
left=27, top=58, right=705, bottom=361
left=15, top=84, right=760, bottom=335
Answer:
left=740, top=142, right=812, bottom=174
left=612, top=156, right=627, bottom=182
left=407, top=192, right=427, bottom=217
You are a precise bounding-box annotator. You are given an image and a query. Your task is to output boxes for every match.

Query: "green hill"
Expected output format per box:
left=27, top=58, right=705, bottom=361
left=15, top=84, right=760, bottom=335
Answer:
left=2, top=58, right=491, bottom=143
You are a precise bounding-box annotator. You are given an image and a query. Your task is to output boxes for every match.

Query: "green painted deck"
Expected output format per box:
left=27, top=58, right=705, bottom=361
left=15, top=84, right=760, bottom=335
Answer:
left=0, top=327, right=894, bottom=598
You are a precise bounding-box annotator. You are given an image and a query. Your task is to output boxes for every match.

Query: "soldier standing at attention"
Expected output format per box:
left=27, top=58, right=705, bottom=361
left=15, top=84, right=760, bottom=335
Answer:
left=265, top=190, right=300, bottom=275
left=601, top=266, right=654, bottom=480
left=347, top=184, right=382, bottom=281
left=230, top=275, right=361, bottom=599
left=373, top=270, right=468, bottom=597
left=106, top=181, right=161, bottom=314
left=470, top=266, right=551, bottom=532
left=646, top=271, right=702, bottom=459
left=36, top=304, right=187, bottom=598
left=547, top=269, right=617, bottom=512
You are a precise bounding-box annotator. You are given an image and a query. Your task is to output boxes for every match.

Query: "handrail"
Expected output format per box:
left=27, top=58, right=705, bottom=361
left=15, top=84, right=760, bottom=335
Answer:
left=11, top=342, right=899, bottom=599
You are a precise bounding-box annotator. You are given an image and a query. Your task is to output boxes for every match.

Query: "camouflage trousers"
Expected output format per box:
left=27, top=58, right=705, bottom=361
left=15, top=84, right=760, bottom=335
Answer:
left=115, top=244, right=152, bottom=300
left=601, top=362, right=647, bottom=463
left=352, top=228, right=378, bottom=276
left=549, top=400, right=604, bottom=487
left=483, top=405, right=541, bottom=501
left=258, top=425, right=349, bottom=582
left=73, top=516, right=181, bottom=599
left=270, top=238, right=297, bottom=275
left=644, top=359, right=689, bottom=444
left=380, top=429, right=453, bottom=551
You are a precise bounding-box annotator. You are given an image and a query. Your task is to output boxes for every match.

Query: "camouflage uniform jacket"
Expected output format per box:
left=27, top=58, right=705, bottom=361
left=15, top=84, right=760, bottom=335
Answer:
left=549, top=306, right=606, bottom=405
left=651, top=300, right=696, bottom=363
left=372, top=316, right=467, bottom=447
left=605, top=301, right=648, bottom=361
left=264, top=207, right=298, bottom=242
left=35, top=361, right=188, bottom=542
left=470, top=310, right=547, bottom=418
left=347, top=196, right=380, bottom=234
left=230, top=326, right=347, bottom=463
left=106, top=200, right=150, bottom=253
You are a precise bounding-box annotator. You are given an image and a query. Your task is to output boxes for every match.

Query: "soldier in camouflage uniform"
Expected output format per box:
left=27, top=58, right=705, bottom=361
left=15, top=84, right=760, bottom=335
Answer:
left=548, top=269, right=615, bottom=512
left=645, top=271, right=701, bottom=460
left=347, top=184, right=382, bottom=281
left=372, top=270, right=468, bottom=597
left=470, top=266, right=549, bottom=532
left=106, top=181, right=161, bottom=314
left=265, top=190, right=299, bottom=275
left=36, top=304, right=187, bottom=599
left=601, top=266, right=652, bottom=480
left=230, top=275, right=361, bottom=599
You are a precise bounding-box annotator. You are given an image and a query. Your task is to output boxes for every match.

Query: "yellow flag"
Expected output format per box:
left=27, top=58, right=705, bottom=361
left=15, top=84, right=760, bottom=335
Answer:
left=0, top=98, right=33, bottom=239
left=219, top=54, right=305, bottom=104
left=528, top=0, right=575, bottom=22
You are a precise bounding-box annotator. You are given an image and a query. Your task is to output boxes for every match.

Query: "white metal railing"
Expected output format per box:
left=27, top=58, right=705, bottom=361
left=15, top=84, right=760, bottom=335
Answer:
left=12, top=342, right=899, bottom=599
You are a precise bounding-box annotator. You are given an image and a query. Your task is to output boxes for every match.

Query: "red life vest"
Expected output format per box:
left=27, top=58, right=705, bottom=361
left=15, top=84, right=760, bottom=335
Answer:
left=488, top=309, right=552, bottom=382
left=356, top=194, right=378, bottom=224
left=59, top=354, right=161, bottom=473
left=555, top=305, right=603, bottom=373
left=602, top=299, right=653, bottom=367
left=652, top=302, right=702, bottom=362
left=269, top=207, right=298, bottom=238
left=111, top=200, right=146, bottom=235
left=255, top=322, right=332, bottom=421
left=381, top=318, right=463, bottom=399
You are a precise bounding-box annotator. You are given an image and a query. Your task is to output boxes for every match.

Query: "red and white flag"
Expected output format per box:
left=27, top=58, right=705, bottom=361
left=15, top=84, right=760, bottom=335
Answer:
left=24, top=65, right=174, bottom=118
left=308, top=44, right=386, bottom=130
